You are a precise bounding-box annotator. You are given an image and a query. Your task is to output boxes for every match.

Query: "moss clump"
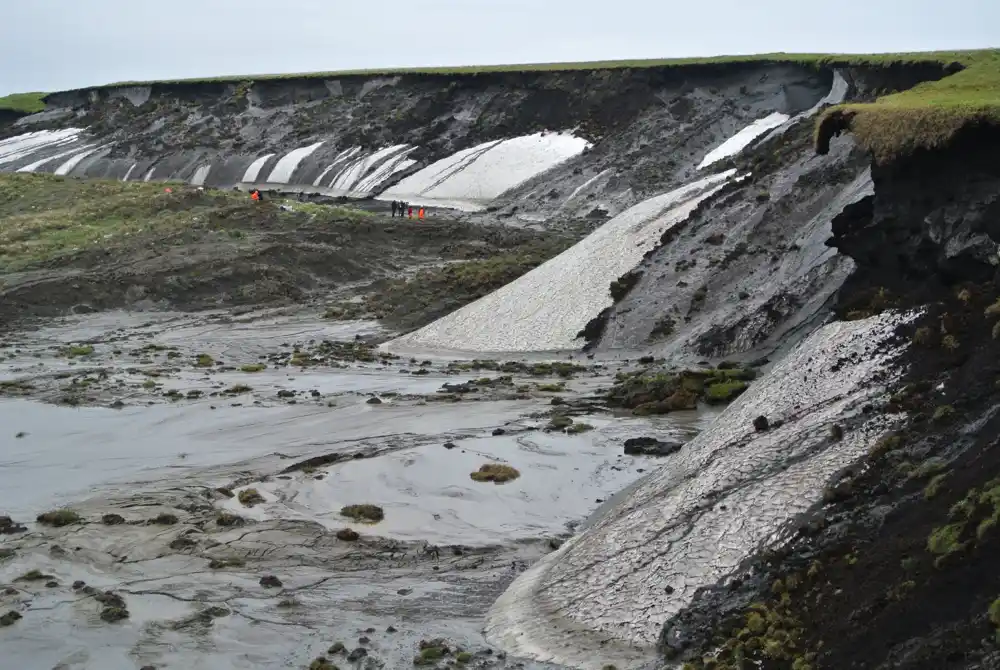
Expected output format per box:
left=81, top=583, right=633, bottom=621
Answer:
left=208, top=557, right=246, bottom=569
left=927, top=522, right=968, bottom=558
left=566, top=422, right=594, bottom=434
left=36, top=509, right=81, bottom=527
left=704, top=380, right=749, bottom=404
left=536, top=382, right=566, bottom=392
left=62, top=344, right=94, bottom=358
left=16, top=569, right=53, bottom=582
left=336, top=528, right=360, bottom=541
left=195, top=354, right=214, bottom=367
left=226, top=384, right=253, bottom=394
left=932, top=405, right=956, bottom=423
left=240, top=364, right=266, bottom=372
left=216, top=512, right=246, bottom=527
left=341, top=504, right=385, bottom=523
left=456, top=652, right=473, bottom=663
left=238, top=488, right=265, bottom=507
left=650, top=315, right=676, bottom=339
left=0, top=610, right=22, bottom=627
left=309, top=657, right=339, bottom=670
left=989, top=597, right=1000, bottom=627
left=470, top=464, right=521, bottom=484
left=924, top=472, right=950, bottom=499
left=547, top=414, right=574, bottom=431
left=151, top=513, right=179, bottom=525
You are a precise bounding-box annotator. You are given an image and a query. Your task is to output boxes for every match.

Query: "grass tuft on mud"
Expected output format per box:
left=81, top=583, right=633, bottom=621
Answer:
left=340, top=504, right=384, bottom=523
left=470, top=464, right=521, bottom=484
left=35, top=509, right=81, bottom=527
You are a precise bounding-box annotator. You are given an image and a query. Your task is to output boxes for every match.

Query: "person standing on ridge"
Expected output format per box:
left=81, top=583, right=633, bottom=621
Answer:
left=408, top=205, right=413, bottom=219
left=391, top=200, right=398, bottom=218
left=250, top=188, right=261, bottom=202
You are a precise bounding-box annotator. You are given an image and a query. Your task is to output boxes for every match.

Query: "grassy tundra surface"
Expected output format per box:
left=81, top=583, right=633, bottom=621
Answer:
left=0, top=173, right=369, bottom=272
left=0, top=173, right=573, bottom=325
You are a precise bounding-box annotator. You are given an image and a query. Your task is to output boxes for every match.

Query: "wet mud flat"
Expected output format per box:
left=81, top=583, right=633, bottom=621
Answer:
left=0, top=307, right=717, bottom=670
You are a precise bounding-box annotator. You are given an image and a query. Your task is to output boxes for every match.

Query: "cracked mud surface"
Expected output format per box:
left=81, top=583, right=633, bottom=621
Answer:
left=0, top=306, right=713, bottom=669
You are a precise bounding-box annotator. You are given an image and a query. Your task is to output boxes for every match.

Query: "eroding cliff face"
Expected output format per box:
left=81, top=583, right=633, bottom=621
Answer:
left=1, top=64, right=833, bottom=220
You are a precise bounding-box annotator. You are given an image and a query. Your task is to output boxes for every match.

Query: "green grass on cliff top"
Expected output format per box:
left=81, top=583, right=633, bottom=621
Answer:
left=2, top=49, right=997, bottom=160
left=0, top=92, right=46, bottom=114
left=815, top=49, right=1000, bottom=161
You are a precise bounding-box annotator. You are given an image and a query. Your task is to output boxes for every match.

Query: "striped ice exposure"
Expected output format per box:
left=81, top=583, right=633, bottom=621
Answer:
left=380, top=131, right=591, bottom=212
left=238, top=143, right=416, bottom=197
left=386, top=170, right=738, bottom=354
left=696, top=112, right=790, bottom=170
left=0, top=129, right=86, bottom=169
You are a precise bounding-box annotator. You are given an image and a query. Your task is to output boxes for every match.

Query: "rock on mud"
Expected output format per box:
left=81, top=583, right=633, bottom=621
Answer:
left=623, top=437, right=683, bottom=457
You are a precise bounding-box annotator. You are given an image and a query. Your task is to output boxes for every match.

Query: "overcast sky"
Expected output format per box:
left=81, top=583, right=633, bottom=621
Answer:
left=1, top=0, right=997, bottom=95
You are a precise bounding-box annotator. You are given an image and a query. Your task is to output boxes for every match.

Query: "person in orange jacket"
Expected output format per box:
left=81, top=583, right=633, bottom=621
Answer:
left=250, top=188, right=262, bottom=202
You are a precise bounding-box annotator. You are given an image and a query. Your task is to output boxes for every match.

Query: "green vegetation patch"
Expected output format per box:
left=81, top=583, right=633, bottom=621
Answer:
left=0, top=92, right=46, bottom=114
left=608, top=366, right=756, bottom=415
left=470, top=464, right=521, bottom=484
left=35, top=509, right=82, bottom=527
left=340, top=504, right=385, bottom=523
left=0, top=173, right=371, bottom=270
left=816, top=49, right=1000, bottom=162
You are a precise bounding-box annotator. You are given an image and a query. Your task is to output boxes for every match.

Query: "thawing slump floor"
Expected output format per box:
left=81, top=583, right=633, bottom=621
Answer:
left=0, top=308, right=709, bottom=670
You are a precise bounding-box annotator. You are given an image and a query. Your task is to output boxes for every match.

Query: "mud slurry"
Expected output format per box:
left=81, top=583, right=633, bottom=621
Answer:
left=0, top=304, right=722, bottom=669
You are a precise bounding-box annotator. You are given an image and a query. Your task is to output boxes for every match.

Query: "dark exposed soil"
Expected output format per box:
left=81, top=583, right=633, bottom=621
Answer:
left=658, top=126, right=1000, bottom=670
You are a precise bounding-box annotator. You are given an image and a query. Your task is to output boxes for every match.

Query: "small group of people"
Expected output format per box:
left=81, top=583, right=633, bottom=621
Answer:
left=390, top=200, right=425, bottom=219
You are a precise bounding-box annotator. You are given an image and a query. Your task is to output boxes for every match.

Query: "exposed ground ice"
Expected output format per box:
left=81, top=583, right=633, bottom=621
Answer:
left=389, top=170, right=737, bottom=353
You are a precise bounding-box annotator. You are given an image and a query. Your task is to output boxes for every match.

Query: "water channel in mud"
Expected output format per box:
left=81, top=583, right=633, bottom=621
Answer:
left=0, top=308, right=717, bottom=670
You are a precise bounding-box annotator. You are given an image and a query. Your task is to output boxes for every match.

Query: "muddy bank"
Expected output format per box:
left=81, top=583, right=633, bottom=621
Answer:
left=647, top=126, right=1000, bottom=670
left=0, top=175, right=573, bottom=328
left=0, top=305, right=723, bottom=669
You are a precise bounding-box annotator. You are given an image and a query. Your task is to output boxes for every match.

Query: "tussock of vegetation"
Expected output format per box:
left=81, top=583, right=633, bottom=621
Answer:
left=36, top=509, right=81, bottom=527
left=238, top=488, right=265, bottom=507
left=566, top=422, right=594, bottom=434
left=194, top=354, right=215, bottom=368
left=240, top=364, right=266, bottom=373
left=815, top=50, right=1000, bottom=162
left=16, top=569, right=53, bottom=582
left=470, top=464, right=521, bottom=484
left=340, top=504, right=384, bottom=523
left=216, top=512, right=246, bottom=527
